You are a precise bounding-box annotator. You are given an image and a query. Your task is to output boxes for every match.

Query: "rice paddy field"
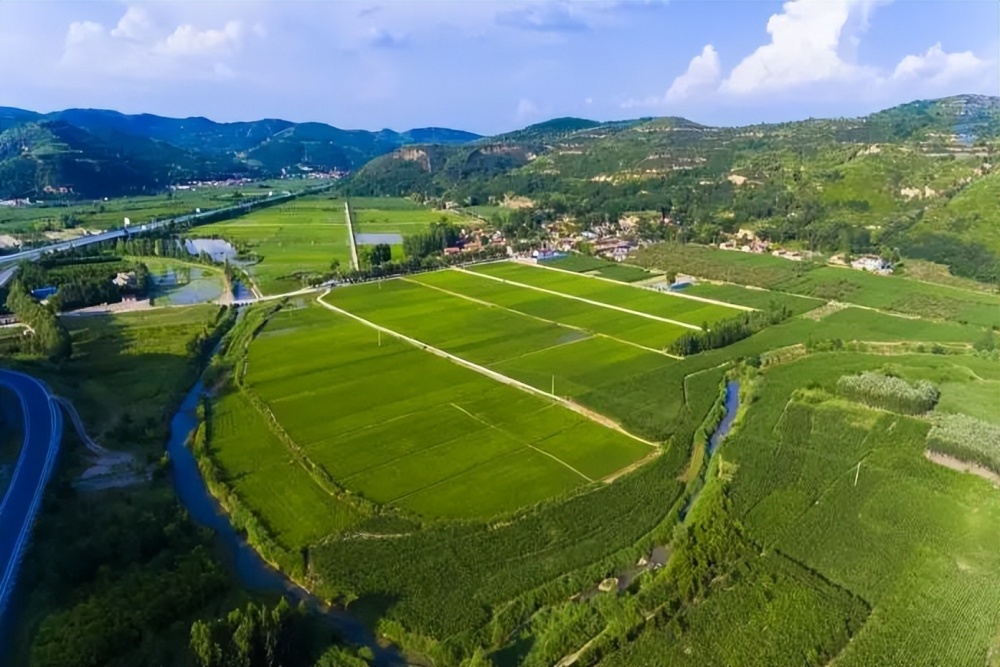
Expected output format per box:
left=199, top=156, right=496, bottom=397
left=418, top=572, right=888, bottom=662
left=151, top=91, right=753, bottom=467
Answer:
left=188, top=196, right=352, bottom=294
left=540, top=256, right=654, bottom=283
left=228, top=304, right=651, bottom=522
left=470, top=261, right=744, bottom=327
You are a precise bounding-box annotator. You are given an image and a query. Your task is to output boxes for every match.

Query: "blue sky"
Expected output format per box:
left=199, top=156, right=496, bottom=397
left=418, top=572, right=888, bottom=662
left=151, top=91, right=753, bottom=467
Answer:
left=1, top=1, right=997, bottom=134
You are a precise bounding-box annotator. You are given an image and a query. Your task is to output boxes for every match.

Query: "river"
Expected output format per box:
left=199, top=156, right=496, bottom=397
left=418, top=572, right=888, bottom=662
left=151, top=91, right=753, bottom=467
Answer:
left=166, top=381, right=407, bottom=666
left=708, top=380, right=740, bottom=456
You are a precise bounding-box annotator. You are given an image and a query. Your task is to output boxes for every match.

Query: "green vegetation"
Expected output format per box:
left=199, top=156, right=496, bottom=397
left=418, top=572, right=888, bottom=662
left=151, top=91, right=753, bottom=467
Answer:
left=927, top=413, right=1000, bottom=474
left=836, top=371, right=940, bottom=414
left=635, top=243, right=1000, bottom=328
left=4, top=281, right=71, bottom=360
left=471, top=261, right=742, bottom=327
left=189, top=196, right=351, bottom=294
left=218, top=303, right=649, bottom=524
left=410, top=268, right=690, bottom=350
left=680, top=282, right=823, bottom=315
left=669, top=304, right=793, bottom=356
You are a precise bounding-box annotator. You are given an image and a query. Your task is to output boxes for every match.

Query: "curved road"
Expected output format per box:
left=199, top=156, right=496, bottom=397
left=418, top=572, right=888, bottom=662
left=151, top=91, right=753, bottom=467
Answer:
left=0, top=370, right=62, bottom=624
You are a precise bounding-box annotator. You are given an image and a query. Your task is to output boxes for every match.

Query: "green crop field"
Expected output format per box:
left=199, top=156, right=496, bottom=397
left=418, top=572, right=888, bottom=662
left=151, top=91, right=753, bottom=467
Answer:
left=772, top=266, right=1000, bottom=328
left=188, top=196, right=351, bottom=294
left=410, top=269, right=691, bottom=351
left=635, top=243, right=1000, bottom=329
left=209, top=390, right=364, bottom=551
left=680, top=282, right=823, bottom=315
left=231, top=303, right=650, bottom=521
left=542, top=255, right=615, bottom=273
left=321, top=278, right=680, bottom=438
left=720, top=353, right=1000, bottom=667
left=470, top=261, right=743, bottom=326
left=352, top=207, right=466, bottom=234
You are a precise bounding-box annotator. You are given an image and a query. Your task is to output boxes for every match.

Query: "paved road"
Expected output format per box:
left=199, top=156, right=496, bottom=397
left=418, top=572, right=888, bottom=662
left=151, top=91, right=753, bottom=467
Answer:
left=0, top=184, right=333, bottom=267
left=0, top=370, right=62, bottom=624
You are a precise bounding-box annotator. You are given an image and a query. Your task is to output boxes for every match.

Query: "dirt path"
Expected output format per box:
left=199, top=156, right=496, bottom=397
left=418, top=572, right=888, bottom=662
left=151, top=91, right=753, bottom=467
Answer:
left=925, top=451, right=1000, bottom=485
left=56, top=396, right=146, bottom=490
left=455, top=267, right=702, bottom=331
left=344, top=201, right=360, bottom=271
left=524, top=259, right=756, bottom=312
left=405, top=274, right=682, bottom=359
left=317, top=292, right=658, bottom=449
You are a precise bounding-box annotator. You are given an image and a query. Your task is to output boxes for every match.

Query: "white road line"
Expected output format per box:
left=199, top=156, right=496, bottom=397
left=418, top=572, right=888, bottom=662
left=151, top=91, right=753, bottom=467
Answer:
left=455, top=267, right=704, bottom=331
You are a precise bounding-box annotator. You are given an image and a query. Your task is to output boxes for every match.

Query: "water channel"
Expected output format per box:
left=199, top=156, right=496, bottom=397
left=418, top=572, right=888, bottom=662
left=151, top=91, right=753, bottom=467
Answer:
left=166, top=380, right=406, bottom=666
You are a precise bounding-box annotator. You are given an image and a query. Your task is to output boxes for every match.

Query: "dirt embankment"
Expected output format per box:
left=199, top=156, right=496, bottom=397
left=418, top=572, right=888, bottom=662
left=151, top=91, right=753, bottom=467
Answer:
left=925, top=450, right=1000, bottom=486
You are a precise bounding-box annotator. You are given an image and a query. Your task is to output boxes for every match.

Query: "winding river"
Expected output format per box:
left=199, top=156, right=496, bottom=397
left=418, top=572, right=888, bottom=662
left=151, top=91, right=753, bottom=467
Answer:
left=167, top=381, right=406, bottom=666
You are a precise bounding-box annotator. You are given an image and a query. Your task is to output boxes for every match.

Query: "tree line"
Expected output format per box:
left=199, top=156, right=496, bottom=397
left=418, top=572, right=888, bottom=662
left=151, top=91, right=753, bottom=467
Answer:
left=668, top=304, right=793, bottom=356
left=4, top=281, right=72, bottom=360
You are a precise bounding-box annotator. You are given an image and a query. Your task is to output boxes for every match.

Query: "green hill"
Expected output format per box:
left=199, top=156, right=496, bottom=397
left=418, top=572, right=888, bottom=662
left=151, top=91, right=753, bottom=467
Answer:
left=346, top=94, right=999, bottom=282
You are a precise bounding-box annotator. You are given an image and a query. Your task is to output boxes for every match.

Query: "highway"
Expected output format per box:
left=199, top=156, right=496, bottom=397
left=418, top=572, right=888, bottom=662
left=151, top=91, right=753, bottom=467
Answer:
left=0, top=370, right=62, bottom=625
left=0, top=183, right=333, bottom=267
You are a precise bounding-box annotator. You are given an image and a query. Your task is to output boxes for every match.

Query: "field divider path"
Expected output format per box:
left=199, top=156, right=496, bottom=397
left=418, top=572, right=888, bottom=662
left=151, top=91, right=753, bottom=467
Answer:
left=317, top=291, right=659, bottom=449
left=455, top=267, right=703, bottom=331
left=405, top=274, right=682, bottom=359
left=449, top=403, right=594, bottom=482
left=344, top=201, right=360, bottom=270
left=522, top=259, right=757, bottom=312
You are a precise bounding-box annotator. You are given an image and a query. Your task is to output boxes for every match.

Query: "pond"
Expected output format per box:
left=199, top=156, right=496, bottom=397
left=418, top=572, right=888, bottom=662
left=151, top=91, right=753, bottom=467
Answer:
left=167, top=381, right=405, bottom=666
left=184, top=238, right=239, bottom=263
left=355, top=233, right=403, bottom=245
left=151, top=267, right=223, bottom=306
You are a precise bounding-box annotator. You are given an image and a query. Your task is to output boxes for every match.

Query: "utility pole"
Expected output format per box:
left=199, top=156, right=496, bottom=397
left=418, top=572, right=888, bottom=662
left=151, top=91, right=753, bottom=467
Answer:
left=551, top=375, right=555, bottom=395
left=854, top=461, right=861, bottom=486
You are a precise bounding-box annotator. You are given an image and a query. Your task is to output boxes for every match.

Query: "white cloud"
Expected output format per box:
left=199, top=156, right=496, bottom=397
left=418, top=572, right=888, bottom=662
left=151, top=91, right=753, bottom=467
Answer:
left=111, top=7, right=152, bottom=40
left=893, top=43, right=987, bottom=86
left=58, top=7, right=259, bottom=82
left=666, top=44, right=720, bottom=102
left=157, top=20, right=243, bottom=57
left=720, top=0, right=879, bottom=95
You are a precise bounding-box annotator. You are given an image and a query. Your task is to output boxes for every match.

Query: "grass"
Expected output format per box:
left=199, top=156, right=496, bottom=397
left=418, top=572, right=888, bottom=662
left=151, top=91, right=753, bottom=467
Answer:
left=542, top=255, right=614, bottom=273
left=189, top=196, right=351, bottom=294
left=7, top=306, right=221, bottom=450
left=352, top=207, right=465, bottom=234
left=724, top=353, right=1000, bottom=667
left=470, top=261, right=742, bottom=327
left=234, top=303, right=650, bottom=520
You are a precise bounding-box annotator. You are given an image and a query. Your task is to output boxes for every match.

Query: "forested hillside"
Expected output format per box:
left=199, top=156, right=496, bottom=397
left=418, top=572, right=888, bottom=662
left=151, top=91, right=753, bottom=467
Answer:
left=347, top=94, right=999, bottom=283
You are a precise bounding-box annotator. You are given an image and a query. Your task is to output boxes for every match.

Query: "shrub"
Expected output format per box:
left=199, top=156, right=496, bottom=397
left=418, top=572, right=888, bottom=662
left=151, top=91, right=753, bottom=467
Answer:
left=835, top=372, right=939, bottom=414
left=927, top=413, right=1000, bottom=474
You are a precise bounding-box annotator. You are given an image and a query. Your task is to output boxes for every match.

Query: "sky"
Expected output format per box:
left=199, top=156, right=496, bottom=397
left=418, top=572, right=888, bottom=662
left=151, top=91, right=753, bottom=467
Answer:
left=1, top=0, right=997, bottom=135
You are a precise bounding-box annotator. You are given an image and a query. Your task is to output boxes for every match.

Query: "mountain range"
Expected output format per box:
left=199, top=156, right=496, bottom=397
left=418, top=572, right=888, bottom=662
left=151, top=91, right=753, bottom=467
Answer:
left=0, top=107, right=481, bottom=199
left=1, top=96, right=997, bottom=282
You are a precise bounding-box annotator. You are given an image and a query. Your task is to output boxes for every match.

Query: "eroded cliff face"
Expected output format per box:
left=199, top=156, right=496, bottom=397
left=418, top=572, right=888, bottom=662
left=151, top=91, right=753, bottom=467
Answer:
left=395, top=147, right=432, bottom=171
